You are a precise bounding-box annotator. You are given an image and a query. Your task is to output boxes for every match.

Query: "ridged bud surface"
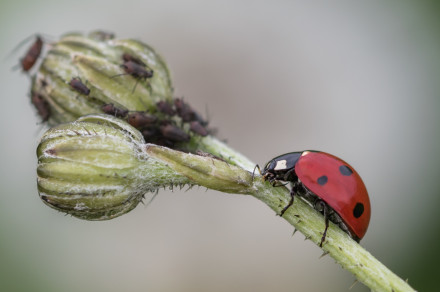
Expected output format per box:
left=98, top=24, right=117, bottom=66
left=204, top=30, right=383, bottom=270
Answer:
left=37, top=114, right=190, bottom=220
left=32, top=31, right=173, bottom=125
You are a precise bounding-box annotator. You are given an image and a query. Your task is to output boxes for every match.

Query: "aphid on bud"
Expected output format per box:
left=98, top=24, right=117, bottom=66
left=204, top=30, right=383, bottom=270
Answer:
left=156, top=138, right=175, bottom=148
left=112, top=60, right=153, bottom=93
left=69, top=77, right=90, bottom=96
left=160, top=124, right=190, bottom=142
left=174, top=98, right=208, bottom=126
left=31, top=92, right=50, bottom=122
left=101, top=103, right=128, bottom=118
left=141, top=128, right=159, bottom=141
left=122, top=53, right=146, bottom=66
left=193, top=111, right=208, bottom=127
left=20, top=36, right=43, bottom=72
left=156, top=100, right=175, bottom=116
left=190, top=121, right=208, bottom=136
left=122, top=61, right=153, bottom=79
left=127, top=112, right=157, bottom=129
left=174, top=98, right=194, bottom=122
left=40, top=78, right=48, bottom=89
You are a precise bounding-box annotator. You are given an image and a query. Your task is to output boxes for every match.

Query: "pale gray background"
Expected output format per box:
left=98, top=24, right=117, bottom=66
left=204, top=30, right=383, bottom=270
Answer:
left=1, top=0, right=439, bottom=291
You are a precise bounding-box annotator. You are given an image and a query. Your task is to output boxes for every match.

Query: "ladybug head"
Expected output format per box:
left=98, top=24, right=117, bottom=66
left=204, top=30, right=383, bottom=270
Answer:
left=262, top=152, right=303, bottom=183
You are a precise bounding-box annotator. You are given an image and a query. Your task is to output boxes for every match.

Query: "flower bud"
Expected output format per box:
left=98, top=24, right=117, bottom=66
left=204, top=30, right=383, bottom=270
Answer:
left=32, top=31, right=173, bottom=125
left=37, top=114, right=190, bottom=220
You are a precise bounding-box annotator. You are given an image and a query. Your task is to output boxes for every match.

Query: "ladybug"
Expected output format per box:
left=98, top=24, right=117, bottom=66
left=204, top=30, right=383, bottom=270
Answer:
left=260, top=151, right=370, bottom=247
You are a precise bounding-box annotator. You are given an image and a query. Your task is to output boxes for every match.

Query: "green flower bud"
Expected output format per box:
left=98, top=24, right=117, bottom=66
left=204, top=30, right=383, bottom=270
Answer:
left=32, top=31, right=173, bottom=126
left=36, top=114, right=254, bottom=220
left=37, top=114, right=191, bottom=220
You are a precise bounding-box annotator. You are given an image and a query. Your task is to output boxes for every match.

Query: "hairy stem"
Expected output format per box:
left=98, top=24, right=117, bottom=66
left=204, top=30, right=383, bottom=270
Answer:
left=148, top=137, right=416, bottom=292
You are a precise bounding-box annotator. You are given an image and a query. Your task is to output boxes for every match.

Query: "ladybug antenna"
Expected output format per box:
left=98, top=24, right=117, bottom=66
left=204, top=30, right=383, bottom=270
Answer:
left=252, top=164, right=262, bottom=181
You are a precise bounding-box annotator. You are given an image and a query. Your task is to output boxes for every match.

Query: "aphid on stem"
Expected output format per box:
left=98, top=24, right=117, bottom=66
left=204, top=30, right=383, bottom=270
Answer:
left=190, top=121, right=208, bottom=136
left=160, top=123, right=190, bottom=142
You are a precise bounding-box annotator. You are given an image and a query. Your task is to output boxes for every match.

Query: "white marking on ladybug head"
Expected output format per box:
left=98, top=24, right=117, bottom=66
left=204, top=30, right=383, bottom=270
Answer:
left=274, top=160, right=287, bottom=170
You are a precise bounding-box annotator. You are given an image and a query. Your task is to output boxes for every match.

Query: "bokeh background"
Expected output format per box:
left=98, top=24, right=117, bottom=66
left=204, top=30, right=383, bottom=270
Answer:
left=1, top=0, right=439, bottom=291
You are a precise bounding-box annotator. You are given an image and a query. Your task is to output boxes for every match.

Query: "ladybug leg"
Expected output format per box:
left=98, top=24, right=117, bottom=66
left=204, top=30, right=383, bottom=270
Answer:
left=272, top=180, right=289, bottom=187
left=279, top=183, right=296, bottom=216
left=282, top=168, right=296, bottom=181
left=277, top=168, right=298, bottom=216
left=315, top=200, right=329, bottom=247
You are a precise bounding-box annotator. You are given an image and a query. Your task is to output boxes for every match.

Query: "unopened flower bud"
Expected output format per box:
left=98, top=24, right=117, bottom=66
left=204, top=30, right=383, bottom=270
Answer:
left=32, top=31, right=173, bottom=125
left=36, top=114, right=190, bottom=220
left=36, top=114, right=254, bottom=220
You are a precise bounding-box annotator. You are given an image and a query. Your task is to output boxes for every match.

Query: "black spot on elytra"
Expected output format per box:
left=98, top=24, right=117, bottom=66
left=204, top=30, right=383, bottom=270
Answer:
left=339, top=165, right=353, bottom=176
left=353, top=203, right=364, bottom=218
left=317, top=175, right=328, bottom=185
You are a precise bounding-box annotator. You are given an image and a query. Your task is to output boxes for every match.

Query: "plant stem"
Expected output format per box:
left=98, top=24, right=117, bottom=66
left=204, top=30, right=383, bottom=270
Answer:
left=153, top=136, right=416, bottom=292
left=253, top=181, right=415, bottom=292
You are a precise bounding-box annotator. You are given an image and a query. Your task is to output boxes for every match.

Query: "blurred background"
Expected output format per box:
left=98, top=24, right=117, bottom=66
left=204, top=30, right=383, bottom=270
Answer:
left=1, top=0, right=439, bottom=291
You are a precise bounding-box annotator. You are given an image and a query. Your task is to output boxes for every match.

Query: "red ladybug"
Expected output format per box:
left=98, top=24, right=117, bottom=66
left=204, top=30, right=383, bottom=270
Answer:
left=261, top=151, right=370, bottom=246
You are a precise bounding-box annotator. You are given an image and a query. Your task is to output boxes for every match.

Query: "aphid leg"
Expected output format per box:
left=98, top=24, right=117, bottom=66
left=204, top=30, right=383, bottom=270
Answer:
left=146, top=80, right=152, bottom=93
left=111, top=73, right=127, bottom=79
left=131, top=79, right=140, bottom=94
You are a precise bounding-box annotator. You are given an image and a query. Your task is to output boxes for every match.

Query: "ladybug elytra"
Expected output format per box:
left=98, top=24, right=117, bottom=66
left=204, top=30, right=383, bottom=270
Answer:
left=260, top=151, right=371, bottom=247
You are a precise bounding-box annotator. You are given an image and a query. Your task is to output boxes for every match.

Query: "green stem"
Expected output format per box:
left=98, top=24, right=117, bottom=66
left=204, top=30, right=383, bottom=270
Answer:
left=149, top=137, right=416, bottom=292
left=184, top=135, right=256, bottom=171
left=253, top=182, right=415, bottom=292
